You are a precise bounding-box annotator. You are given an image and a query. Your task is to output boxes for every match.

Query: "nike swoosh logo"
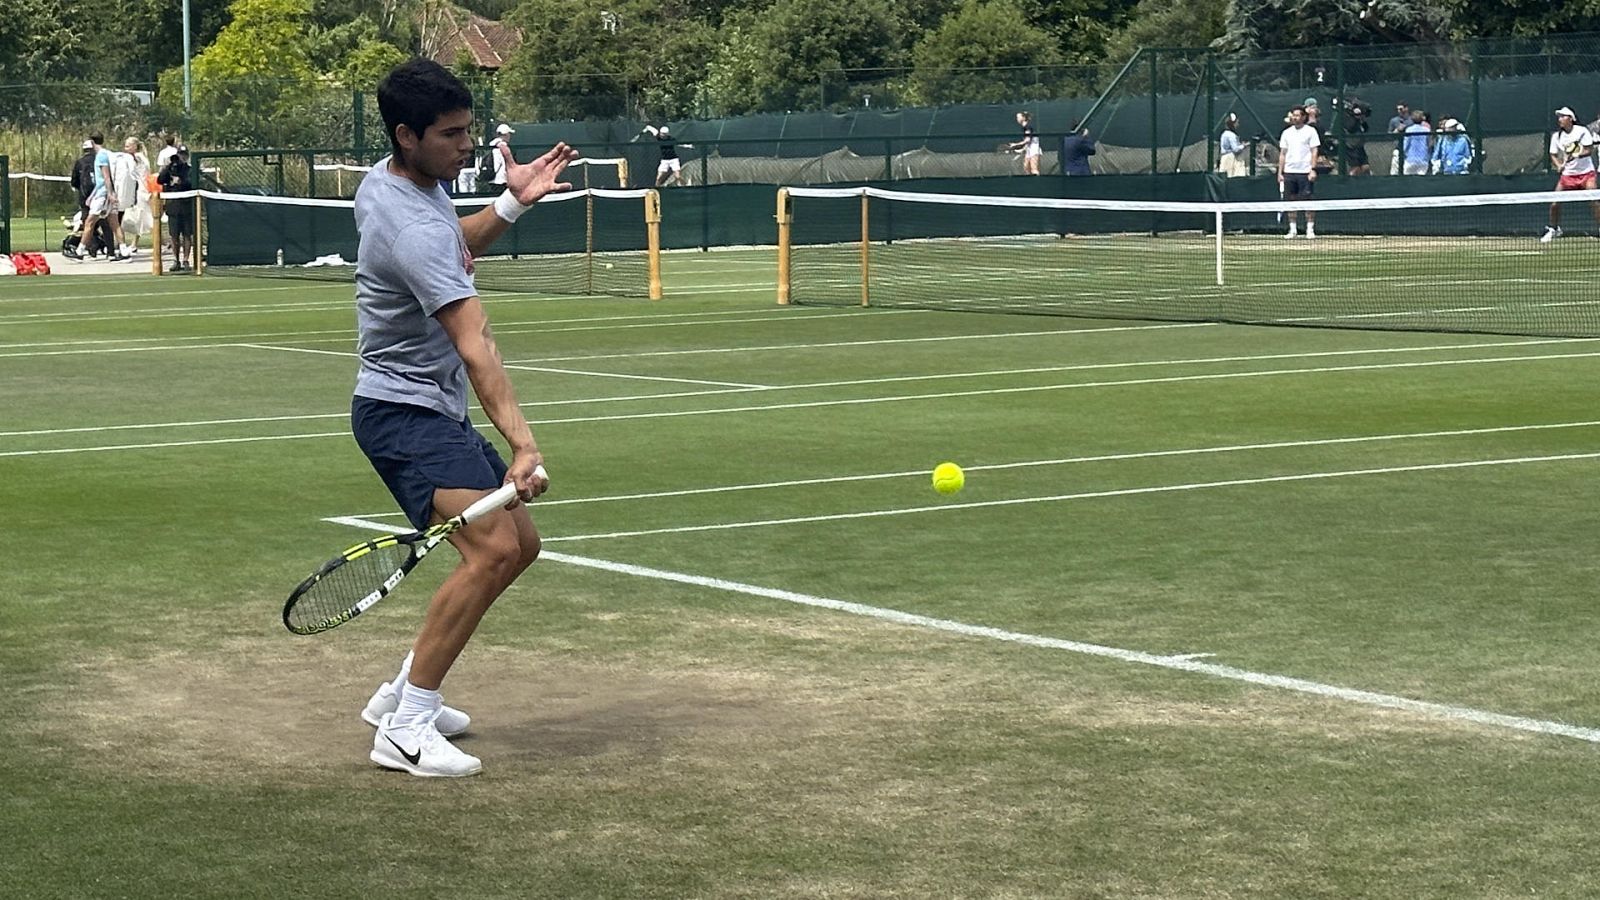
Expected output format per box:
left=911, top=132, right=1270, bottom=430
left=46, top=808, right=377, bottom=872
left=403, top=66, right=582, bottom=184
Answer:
left=385, top=734, right=421, bottom=766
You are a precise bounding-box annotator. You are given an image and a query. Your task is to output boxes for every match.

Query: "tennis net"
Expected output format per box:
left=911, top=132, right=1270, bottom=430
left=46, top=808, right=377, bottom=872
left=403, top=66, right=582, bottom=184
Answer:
left=190, top=187, right=661, bottom=298
left=777, top=185, right=1600, bottom=337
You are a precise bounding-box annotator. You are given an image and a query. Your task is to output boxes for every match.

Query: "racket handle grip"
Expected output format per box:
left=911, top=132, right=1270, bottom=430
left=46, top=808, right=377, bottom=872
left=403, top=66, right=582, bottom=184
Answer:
left=461, top=482, right=520, bottom=524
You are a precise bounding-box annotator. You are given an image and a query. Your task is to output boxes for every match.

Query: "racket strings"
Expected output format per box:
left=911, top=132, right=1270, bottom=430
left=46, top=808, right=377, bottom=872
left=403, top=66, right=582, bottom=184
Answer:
left=287, top=541, right=412, bottom=630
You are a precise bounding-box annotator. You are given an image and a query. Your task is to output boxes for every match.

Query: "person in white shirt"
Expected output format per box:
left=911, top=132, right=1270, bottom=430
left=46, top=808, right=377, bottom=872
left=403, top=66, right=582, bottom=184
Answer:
left=155, top=134, right=179, bottom=170
left=489, top=123, right=514, bottom=185
left=1277, top=105, right=1321, bottom=239
left=111, top=137, right=152, bottom=257
left=1543, top=106, right=1600, bottom=243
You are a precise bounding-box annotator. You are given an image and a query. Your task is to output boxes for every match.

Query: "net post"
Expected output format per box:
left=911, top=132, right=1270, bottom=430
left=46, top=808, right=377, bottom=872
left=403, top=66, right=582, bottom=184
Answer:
left=619, top=158, right=630, bottom=189
left=194, top=190, right=205, bottom=276
left=859, top=191, right=870, bottom=307
left=645, top=189, right=663, bottom=301
left=151, top=192, right=165, bottom=276
left=776, top=188, right=791, bottom=305
left=1214, top=208, right=1224, bottom=286
left=1, top=155, right=9, bottom=256
left=21, top=172, right=28, bottom=219
left=586, top=189, right=595, bottom=295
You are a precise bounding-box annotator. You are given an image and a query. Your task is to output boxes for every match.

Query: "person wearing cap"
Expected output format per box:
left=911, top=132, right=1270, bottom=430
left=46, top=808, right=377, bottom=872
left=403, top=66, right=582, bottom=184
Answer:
left=1387, top=102, right=1410, bottom=175
left=1542, top=106, right=1600, bottom=243
left=1277, top=105, right=1320, bottom=239
left=68, top=132, right=128, bottom=261
left=1430, top=119, right=1472, bottom=175
left=488, top=123, right=514, bottom=186
left=157, top=145, right=196, bottom=271
left=642, top=123, right=693, bottom=187
left=1302, top=98, right=1334, bottom=175
left=1217, top=114, right=1246, bottom=177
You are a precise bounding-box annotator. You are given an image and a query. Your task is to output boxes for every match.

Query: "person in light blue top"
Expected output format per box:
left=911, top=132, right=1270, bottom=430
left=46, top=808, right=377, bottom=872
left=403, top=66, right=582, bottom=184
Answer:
left=1431, top=119, right=1473, bottom=174
left=1402, top=111, right=1431, bottom=174
left=1218, top=113, right=1246, bottom=177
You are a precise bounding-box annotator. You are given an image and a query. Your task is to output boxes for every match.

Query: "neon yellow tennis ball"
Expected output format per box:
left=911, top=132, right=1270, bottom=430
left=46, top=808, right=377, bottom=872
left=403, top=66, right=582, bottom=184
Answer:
left=932, top=462, right=965, bottom=495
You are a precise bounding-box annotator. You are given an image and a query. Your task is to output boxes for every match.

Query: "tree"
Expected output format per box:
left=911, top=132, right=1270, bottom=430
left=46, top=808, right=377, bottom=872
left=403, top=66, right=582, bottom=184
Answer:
left=157, top=0, right=320, bottom=144
left=1101, top=0, right=1227, bottom=64
left=701, top=0, right=905, bottom=114
left=1217, top=0, right=1456, bottom=53
left=908, top=0, right=1063, bottom=105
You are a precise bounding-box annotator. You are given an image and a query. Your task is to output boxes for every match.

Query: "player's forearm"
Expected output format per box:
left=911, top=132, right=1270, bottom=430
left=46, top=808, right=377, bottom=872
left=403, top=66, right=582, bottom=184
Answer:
left=459, top=205, right=516, bottom=257
left=462, top=335, right=536, bottom=455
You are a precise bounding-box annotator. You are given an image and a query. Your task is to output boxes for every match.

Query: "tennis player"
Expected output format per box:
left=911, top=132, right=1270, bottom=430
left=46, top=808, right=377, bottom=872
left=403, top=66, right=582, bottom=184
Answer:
left=1010, top=111, right=1042, bottom=176
left=1277, top=105, right=1321, bottom=239
left=353, top=58, right=571, bottom=777
left=1542, top=106, right=1600, bottom=243
left=642, top=124, right=693, bottom=186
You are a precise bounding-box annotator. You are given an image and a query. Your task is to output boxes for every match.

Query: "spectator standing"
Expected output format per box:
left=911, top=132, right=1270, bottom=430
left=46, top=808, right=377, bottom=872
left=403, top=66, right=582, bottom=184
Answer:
left=158, top=145, right=196, bottom=271
left=1304, top=98, right=1334, bottom=175
left=1218, top=114, right=1246, bottom=177
left=489, top=123, right=514, bottom=186
left=155, top=134, right=179, bottom=171
left=1059, top=121, right=1096, bottom=176
left=1387, top=102, right=1410, bottom=174
left=1402, top=111, right=1431, bottom=175
left=1340, top=98, right=1372, bottom=175
left=1431, top=119, right=1473, bottom=174
left=112, top=137, right=153, bottom=257
left=456, top=138, right=482, bottom=195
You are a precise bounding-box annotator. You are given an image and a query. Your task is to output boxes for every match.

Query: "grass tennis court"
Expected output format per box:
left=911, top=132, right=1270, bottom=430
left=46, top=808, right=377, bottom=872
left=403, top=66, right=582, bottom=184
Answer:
left=7, top=249, right=1600, bottom=897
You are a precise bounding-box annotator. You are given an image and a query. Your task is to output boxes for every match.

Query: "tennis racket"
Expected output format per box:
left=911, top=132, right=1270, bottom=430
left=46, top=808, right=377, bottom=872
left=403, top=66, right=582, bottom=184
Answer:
left=283, top=482, right=520, bottom=635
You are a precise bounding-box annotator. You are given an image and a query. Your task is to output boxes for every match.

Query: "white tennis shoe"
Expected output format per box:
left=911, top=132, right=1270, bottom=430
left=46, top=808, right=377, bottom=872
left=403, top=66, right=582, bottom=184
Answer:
left=370, top=713, right=482, bottom=777
left=362, top=681, right=471, bottom=736
left=1541, top=225, right=1562, bottom=243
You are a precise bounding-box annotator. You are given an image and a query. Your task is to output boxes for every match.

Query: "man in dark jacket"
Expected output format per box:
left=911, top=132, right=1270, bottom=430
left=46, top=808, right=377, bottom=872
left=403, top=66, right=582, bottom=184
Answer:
left=1059, top=121, right=1096, bottom=176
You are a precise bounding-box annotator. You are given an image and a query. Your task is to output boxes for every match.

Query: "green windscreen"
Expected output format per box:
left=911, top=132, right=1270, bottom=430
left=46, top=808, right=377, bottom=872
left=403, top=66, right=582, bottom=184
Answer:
left=198, top=188, right=654, bottom=297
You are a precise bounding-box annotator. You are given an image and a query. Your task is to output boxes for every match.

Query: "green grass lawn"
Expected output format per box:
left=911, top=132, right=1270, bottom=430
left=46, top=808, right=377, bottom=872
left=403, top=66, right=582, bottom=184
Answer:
left=7, top=250, right=1600, bottom=898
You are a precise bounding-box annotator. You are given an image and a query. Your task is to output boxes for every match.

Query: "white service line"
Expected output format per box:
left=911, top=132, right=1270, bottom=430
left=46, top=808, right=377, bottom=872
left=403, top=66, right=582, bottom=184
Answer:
left=7, top=348, right=1600, bottom=450
left=322, top=508, right=1600, bottom=745
left=5, top=339, right=1583, bottom=438
left=543, top=451, right=1600, bottom=542
left=0, top=283, right=349, bottom=305
left=0, top=306, right=810, bottom=352
left=505, top=364, right=768, bottom=388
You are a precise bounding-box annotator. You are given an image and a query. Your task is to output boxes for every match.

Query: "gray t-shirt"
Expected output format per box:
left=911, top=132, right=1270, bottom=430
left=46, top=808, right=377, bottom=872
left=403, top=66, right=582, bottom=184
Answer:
left=353, top=156, right=478, bottom=420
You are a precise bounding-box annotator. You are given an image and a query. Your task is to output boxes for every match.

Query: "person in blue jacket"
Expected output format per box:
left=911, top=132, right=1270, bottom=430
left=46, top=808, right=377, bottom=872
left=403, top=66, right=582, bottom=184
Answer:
left=1431, top=118, right=1473, bottom=174
left=1059, top=121, right=1096, bottom=176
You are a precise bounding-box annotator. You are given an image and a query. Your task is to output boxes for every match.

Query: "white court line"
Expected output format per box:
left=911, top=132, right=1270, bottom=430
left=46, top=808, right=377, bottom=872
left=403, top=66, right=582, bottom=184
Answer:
left=5, top=339, right=1584, bottom=438
left=0, top=283, right=349, bottom=305
left=323, top=509, right=1600, bottom=745
left=506, top=364, right=767, bottom=388
left=544, top=451, right=1600, bottom=542
left=0, top=306, right=811, bottom=352
left=8, top=349, right=1600, bottom=451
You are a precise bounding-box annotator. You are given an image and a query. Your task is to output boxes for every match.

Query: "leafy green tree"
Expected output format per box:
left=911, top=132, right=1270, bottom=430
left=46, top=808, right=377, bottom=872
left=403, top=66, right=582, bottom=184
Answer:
left=1218, top=0, right=1456, bottom=53
left=157, top=0, right=320, bottom=144
left=1101, top=0, right=1226, bottom=64
left=908, top=0, right=1063, bottom=105
left=701, top=0, right=905, bottom=114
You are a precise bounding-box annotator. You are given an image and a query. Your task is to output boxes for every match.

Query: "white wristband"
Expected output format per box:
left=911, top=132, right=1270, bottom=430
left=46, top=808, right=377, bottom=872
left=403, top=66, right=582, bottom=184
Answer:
left=493, top=190, right=532, bottom=224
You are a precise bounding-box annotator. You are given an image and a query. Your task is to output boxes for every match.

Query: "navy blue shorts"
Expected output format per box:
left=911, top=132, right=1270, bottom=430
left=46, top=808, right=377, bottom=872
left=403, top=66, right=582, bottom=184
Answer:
left=1283, top=172, right=1314, bottom=198
left=351, top=396, right=508, bottom=530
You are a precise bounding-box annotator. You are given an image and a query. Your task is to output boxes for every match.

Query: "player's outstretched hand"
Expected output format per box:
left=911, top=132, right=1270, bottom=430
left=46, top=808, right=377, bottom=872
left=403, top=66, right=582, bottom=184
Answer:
left=501, top=142, right=579, bottom=206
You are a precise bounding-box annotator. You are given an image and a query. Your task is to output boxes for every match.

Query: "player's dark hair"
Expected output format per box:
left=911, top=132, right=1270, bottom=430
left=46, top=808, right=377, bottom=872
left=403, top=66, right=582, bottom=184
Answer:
left=1289, top=106, right=1305, bottom=117
left=89, top=131, right=103, bottom=145
left=377, top=59, right=473, bottom=160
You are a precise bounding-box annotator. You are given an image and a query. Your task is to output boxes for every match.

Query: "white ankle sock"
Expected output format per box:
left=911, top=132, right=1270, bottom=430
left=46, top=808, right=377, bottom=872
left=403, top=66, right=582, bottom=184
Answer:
left=389, top=650, right=415, bottom=693
left=393, top=681, right=441, bottom=726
